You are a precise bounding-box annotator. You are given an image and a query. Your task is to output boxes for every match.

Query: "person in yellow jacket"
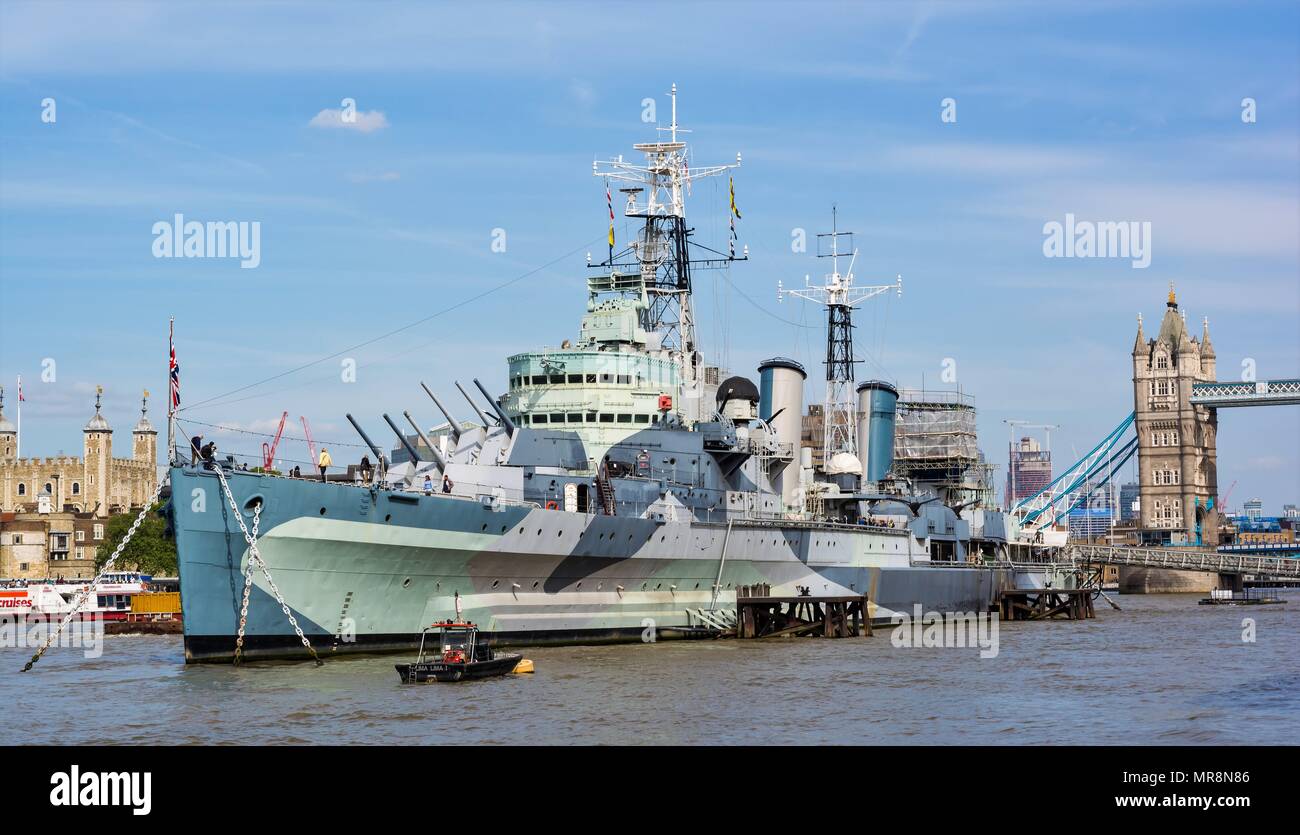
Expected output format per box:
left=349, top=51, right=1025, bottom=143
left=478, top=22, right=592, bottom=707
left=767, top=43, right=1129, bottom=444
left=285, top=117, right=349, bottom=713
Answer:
left=317, top=448, right=332, bottom=483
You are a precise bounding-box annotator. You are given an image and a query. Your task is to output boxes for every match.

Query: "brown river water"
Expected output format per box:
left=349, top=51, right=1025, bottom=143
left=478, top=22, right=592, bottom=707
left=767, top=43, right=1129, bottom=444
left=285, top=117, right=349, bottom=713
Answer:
left=3, top=591, right=1296, bottom=745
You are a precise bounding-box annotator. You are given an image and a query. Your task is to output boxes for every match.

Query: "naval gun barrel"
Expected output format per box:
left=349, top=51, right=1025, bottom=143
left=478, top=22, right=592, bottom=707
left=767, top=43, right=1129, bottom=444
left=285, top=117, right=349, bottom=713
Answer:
left=420, top=382, right=462, bottom=442
left=403, top=411, right=447, bottom=470
left=455, top=381, right=493, bottom=428
left=382, top=413, right=422, bottom=464
left=345, top=414, right=387, bottom=468
left=473, top=378, right=516, bottom=435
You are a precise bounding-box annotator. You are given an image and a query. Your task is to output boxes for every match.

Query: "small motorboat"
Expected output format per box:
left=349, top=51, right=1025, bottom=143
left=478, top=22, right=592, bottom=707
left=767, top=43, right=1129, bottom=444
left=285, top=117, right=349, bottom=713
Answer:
left=395, top=620, right=531, bottom=683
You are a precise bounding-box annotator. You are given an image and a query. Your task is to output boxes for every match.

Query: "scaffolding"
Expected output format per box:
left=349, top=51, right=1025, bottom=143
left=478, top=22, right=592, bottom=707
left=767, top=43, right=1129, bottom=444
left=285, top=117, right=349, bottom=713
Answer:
left=892, top=389, right=985, bottom=505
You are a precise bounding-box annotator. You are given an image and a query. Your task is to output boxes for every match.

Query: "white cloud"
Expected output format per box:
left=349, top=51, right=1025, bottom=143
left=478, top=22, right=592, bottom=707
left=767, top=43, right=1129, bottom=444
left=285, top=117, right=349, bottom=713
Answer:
left=308, top=108, right=389, bottom=134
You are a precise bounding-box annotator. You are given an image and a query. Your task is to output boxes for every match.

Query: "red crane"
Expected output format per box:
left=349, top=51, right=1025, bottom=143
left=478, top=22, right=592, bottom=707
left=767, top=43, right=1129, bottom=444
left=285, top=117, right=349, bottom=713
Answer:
left=300, top=416, right=317, bottom=469
left=262, top=411, right=289, bottom=470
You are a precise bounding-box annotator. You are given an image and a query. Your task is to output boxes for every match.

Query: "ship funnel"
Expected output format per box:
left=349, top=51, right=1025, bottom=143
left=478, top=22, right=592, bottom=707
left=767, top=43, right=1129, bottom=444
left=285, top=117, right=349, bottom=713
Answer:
left=403, top=411, right=447, bottom=470
left=420, top=382, right=462, bottom=442
left=473, top=378, right=516, bottom=435
left=383, top=413, right=422, bottom=464
left=455, top=381, right=492, bottom=428
left=345, top=414, right=386, bottom=468
left=856, top=381, right=898, bottom=484
left=758, top=357, right=806, bottom=510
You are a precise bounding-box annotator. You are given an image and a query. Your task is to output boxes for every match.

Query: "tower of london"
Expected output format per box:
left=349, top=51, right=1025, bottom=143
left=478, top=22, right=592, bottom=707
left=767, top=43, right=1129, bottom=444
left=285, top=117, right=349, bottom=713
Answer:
left=0, top=387, right=158, bottom=517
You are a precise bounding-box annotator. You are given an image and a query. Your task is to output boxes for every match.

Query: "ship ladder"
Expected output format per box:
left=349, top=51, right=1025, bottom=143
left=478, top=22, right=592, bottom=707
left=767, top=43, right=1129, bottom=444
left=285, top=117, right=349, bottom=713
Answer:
left=595, top=470, right=616, bottom=516
left=689, top=608, right=737, bottom=631
left=21, top=477, right=167, bottom=672
left=210, top=464, right=323, bottom=666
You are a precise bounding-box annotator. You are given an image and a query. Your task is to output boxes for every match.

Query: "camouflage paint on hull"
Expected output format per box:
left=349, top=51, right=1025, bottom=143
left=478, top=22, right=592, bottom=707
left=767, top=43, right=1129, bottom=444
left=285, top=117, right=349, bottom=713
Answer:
left=173, top=467, right=1008, bottom=662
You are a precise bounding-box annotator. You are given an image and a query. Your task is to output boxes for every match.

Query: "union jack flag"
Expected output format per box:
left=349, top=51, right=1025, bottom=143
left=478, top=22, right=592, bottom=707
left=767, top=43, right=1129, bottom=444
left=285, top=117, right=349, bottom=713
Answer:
left=169, top=320, right=180, bottom=410
left=16, top=375, right=23, bottom=402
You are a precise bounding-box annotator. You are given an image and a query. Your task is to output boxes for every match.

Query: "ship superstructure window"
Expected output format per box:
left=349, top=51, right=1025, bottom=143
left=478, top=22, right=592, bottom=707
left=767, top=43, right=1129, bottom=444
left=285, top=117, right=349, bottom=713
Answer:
left=587, top=412, right=597, bottom=421
left=617, top=374, right=631, bottom=384
left=533, top=414, right=548, bottom=424
left=549, top=374, right=564, bottom=384
left=635, top=414, right=650, bottom=423
left=617, top=414, right=632, bottom=423
left=599, top=414, right=614, bottom=423
left=599, top=373, right=613, bottom=383
left=567, top=374, right=582, bottom=384
left=567, top=413, right=582, bottom=423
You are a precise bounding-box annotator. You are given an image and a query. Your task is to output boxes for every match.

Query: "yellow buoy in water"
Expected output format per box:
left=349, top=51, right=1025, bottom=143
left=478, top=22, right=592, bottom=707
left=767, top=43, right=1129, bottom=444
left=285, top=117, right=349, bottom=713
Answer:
left=512, top=658, right=535, bottom=674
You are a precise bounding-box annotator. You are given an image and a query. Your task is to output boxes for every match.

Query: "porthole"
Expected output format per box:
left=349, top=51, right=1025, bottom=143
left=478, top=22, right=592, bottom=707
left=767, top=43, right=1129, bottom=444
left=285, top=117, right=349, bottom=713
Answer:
left=319, top=507, right=327, bottom=515
left=385, top=514, right=392, bottom=522
left=491, top=580, right=500, bottom=589
left=532, top=581, right=540, bottom=589
left=576, top=582, right=582, bottom=589
left=402, top=577, right=412, bottom=588
left=482, top=523, right=488, bottom=531
left=241, top=495, right=265, bottom=517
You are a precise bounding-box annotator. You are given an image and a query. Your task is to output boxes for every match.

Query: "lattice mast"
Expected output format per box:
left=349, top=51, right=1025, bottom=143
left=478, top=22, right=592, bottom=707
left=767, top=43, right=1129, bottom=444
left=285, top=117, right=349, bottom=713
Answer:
left=591, top=84, right=743, bottom=390
left=780, top=208, right=901, bottom=470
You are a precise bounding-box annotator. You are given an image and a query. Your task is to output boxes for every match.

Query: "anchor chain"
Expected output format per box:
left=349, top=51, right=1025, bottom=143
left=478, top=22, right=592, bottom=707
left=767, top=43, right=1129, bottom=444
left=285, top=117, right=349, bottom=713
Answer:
left=21, top=478, right=167, bottom=672
left=209, top=464, right=323, bottom=666
left=232, top=501, right=260, bottom=665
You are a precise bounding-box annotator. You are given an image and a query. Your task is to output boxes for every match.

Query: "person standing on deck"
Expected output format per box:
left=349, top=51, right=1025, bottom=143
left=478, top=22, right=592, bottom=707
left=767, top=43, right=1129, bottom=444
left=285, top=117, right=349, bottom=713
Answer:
left=317, top=448, right=332, bottom=482
left=190, top=435, right=203, bottom=466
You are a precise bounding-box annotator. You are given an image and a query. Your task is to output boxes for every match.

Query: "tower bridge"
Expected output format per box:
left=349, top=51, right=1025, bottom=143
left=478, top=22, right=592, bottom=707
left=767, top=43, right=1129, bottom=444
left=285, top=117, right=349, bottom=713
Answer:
left=1012, top=285, right=1295, bottom=561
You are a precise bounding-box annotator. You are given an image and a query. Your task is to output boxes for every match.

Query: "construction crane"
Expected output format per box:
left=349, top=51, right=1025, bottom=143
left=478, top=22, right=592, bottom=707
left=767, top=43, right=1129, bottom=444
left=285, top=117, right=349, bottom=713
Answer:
left=262, top=411, right=289, bottom=470
left=1218, top=479, right=1238, bottom=512
left=300, top=416, right=317, bottom=468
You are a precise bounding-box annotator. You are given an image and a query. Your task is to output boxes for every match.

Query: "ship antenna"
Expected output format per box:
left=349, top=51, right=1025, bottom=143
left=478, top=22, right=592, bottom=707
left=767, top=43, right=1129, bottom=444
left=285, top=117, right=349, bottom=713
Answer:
left=591, top=83, right=742, bottom=421
left=779, top=207, right=901, bottom=485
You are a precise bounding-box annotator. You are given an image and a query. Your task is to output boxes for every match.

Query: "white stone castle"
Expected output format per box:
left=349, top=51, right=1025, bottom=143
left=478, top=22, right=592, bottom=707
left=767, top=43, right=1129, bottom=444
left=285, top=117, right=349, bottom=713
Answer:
left=0, top=387, right=158, bottom=518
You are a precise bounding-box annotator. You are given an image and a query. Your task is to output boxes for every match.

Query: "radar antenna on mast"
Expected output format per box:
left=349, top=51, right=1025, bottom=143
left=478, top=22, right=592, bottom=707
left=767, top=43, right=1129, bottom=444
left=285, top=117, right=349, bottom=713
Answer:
left=591, top=83, right=744, bottom=401
left=779, top=207, right=901, bottom=477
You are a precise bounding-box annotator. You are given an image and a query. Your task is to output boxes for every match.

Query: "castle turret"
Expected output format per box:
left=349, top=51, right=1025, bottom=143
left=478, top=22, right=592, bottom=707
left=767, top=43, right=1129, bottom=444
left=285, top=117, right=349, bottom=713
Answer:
left=1200, top=316, right=1216, bottom=378
left=133, top=390, right=157, bottom=463
left=83, top=386, right=113, bottom=517
left=0, top=386, right=15, bottom=462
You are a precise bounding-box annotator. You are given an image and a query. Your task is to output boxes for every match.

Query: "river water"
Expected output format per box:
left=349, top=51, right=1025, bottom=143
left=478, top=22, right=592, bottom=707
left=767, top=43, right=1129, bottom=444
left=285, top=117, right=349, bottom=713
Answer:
left=3, top=591, right=1296, bottom=745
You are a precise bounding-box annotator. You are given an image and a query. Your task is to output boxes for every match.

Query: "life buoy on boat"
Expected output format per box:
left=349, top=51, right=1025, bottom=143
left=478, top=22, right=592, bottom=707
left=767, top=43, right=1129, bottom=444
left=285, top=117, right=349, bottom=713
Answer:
left=545, top=501, right=559, bottom=510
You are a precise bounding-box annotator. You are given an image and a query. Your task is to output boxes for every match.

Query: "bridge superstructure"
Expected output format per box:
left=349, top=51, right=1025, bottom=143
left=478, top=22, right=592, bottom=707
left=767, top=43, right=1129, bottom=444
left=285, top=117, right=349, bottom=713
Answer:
left=1062, top=543, right=1300, bottom=581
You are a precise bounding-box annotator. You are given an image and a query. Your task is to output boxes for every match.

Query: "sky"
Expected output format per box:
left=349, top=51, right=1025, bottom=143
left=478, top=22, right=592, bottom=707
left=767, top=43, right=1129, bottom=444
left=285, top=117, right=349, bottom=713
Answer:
left=1, top=0, right=1297, bottom=512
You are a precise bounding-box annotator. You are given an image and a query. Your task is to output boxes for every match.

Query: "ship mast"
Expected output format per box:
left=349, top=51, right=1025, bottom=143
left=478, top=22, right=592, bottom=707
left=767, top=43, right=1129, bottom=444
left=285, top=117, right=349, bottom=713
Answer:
left=781, top=208, right=901, bottom=473
left=592, top=83, right=742, bottom=402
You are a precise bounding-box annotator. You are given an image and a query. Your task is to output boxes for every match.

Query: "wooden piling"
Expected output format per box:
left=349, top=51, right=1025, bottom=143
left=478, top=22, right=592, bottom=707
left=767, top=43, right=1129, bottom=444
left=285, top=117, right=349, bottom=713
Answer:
left=734, top=585, right=871, bottom=638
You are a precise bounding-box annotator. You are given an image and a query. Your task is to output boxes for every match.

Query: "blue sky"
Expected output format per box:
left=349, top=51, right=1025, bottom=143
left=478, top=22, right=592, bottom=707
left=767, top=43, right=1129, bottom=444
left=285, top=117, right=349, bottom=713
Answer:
left=1, top=0, right=1296, bottom=511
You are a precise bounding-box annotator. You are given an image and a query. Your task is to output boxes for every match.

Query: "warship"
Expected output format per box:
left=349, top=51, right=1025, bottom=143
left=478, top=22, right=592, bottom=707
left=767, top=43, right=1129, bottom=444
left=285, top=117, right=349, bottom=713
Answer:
left=168, top=87, right=1042, bottom=663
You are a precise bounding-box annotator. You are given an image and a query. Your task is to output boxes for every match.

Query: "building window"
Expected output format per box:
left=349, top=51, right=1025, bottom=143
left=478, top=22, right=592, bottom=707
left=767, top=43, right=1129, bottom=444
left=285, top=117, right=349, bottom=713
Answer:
left=76, top=530, right=85, bottom=542
left=17, top=483, right=25, bottom=496
left=44, top=482, right=53, bottom=494
left=12, top=534, right=22, bottom=545
left=72, top=482, right=80, bottom=495
left=93, top=524, right=104, bottom=540
left=1156, top=355, right=1168, bottom=369
left=76, top=547, right=84, bottom=560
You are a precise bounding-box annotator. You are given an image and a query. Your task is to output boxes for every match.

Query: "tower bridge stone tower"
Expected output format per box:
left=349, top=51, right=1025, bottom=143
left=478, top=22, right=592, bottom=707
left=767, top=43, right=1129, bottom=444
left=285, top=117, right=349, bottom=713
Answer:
left=1131, top=285, right=1219, bottom=545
